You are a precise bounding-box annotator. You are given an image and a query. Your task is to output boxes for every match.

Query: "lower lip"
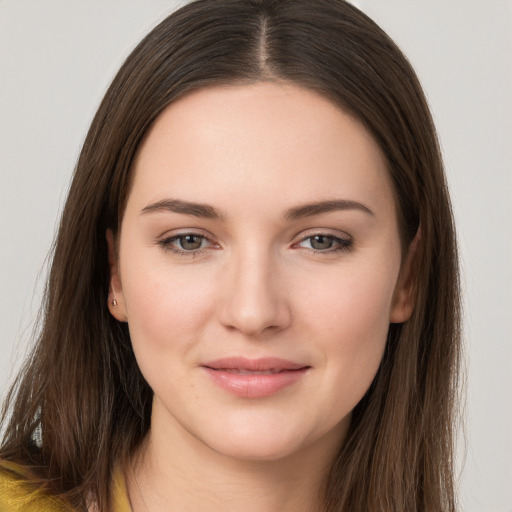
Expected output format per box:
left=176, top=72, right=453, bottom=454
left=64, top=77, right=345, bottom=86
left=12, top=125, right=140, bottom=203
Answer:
left=202, top=367, right=308, bottom=398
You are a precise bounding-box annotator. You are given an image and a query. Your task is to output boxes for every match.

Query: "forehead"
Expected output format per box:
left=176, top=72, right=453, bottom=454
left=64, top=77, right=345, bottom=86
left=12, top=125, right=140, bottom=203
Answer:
left=128, top=81, right=394, bottom=220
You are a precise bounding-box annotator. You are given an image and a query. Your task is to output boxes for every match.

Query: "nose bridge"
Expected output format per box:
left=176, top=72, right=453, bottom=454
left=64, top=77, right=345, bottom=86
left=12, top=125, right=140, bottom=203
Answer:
left=219, top=241, right=290, bottom=336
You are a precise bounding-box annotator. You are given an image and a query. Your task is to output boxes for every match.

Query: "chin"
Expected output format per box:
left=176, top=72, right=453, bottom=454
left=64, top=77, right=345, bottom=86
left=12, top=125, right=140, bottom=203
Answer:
left=197, top=415, right=340, bottom=464
left=209, top=436, right=305, bottom=462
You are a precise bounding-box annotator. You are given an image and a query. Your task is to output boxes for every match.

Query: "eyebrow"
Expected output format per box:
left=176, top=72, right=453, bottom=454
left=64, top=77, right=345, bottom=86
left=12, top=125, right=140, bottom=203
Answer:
left=141, top=199, right=226, bottom=220
left=140, top=198, right=374, bottom=220
left=284, top=199, right=374, bottom=220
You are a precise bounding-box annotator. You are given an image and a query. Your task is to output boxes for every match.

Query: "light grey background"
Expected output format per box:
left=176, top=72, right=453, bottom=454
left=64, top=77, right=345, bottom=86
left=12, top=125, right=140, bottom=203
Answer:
left=1, top=1, right=511, bottom=510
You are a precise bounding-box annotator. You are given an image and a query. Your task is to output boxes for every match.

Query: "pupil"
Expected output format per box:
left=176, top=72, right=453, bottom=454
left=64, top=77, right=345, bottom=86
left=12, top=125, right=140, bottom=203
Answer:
left=181, top=235, right=202, bottom=250
left=311, top=235, right=333, bottom=250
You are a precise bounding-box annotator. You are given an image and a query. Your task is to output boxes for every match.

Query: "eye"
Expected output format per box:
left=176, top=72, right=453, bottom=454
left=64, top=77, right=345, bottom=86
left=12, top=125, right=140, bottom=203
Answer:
left=174, top=234, right=206, bottom=251
left=158, top=233, right=217, bottom=256
left=296, top=234, right=352, bottom=253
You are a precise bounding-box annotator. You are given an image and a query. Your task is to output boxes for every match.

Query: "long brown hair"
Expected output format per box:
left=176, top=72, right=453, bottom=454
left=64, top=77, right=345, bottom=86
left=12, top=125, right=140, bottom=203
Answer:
left=1, top=1, right=461, bottom=510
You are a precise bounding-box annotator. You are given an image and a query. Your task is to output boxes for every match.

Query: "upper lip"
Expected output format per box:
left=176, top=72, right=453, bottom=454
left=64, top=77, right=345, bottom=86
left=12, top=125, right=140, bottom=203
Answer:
left=202, top=357, right=308, bottom=372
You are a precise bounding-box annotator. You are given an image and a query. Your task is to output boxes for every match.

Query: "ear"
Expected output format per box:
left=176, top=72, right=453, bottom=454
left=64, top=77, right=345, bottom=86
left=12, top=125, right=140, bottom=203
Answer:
left=106, top=229, right=128, bottom=322
left=390, top=228, right=421, bottom=324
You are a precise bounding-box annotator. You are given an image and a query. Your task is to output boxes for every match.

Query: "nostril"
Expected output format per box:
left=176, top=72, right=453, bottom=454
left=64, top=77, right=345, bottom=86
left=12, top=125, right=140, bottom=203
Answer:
left=217, top=264, right=292, bottom=335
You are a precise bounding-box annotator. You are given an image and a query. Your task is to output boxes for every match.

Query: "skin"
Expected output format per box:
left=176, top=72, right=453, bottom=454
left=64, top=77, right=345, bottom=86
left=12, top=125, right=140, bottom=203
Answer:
left=107, top=81, right=417, bottom=512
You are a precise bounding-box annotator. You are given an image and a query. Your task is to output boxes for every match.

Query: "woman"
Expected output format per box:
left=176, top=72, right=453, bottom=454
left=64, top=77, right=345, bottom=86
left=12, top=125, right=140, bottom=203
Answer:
left=0, top=0, right=461, bottom=510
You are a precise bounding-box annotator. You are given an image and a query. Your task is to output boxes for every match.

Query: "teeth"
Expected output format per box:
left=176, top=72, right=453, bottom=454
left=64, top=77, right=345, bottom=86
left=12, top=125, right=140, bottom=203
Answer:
left=222, top=368, right=282, bottom=375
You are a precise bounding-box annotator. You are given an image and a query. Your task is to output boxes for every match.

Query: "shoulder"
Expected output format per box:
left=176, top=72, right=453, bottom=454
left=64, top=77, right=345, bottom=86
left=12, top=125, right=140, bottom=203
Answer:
left=0, top=460, right=74, bottom=512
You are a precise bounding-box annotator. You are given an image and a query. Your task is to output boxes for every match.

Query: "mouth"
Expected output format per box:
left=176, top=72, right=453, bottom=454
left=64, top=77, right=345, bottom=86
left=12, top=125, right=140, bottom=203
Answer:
left=219, top=368, right=293, bottom=375
left=201, top=357, right=310, bottom=398
left=203, top=356, right=307, bottom=372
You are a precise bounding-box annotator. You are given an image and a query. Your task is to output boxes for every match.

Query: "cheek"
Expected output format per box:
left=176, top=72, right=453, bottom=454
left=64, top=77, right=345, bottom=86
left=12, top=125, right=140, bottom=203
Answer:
left=299, top=260, right=397, bottom=338
left=121, top=257, right=217, bottom=364
left=294, top=261, right=398, bottom=398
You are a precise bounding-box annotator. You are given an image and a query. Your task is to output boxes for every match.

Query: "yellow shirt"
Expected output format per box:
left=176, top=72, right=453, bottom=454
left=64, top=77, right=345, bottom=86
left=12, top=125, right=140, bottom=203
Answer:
left=0, top=460, right=131, bottom=511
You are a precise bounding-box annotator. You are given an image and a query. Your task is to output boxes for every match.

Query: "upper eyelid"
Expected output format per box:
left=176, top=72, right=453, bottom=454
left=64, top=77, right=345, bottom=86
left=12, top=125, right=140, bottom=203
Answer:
left=297, top=233, right=350, bottom=242
left=158, top=227, right=211, bottom=238
left=294, top=229, right=352, bottom=243
left=163, top=233, right=215, bottom=248
left=293, top=234, right=352, bottom=250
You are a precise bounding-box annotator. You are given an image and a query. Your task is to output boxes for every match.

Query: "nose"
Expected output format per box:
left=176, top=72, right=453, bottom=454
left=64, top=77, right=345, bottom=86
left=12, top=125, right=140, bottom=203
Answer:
left=218, top=246, right=292, bottom=337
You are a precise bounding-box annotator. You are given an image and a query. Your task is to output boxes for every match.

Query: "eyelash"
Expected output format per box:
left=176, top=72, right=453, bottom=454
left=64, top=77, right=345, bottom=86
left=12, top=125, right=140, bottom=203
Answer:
left=295, top=234, right=353, bottom=254
left=158, top=233, right=216, bottom=258
left=157, top=232, right=353, bottom=258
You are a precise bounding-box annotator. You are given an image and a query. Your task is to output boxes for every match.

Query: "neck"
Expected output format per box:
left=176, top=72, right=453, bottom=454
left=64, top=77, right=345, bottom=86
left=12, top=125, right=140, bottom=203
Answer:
left=126, top=404, right=347, bottom=512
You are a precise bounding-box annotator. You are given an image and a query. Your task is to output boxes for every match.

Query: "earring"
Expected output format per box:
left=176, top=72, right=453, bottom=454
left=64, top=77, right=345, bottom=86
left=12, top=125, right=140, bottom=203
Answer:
left=112, top=298, right=118, bottom=307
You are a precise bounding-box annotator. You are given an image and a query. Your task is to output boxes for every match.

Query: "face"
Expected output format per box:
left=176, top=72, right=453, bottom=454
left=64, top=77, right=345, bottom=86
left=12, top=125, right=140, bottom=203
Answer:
left=108, top=82, right=415, bottom=462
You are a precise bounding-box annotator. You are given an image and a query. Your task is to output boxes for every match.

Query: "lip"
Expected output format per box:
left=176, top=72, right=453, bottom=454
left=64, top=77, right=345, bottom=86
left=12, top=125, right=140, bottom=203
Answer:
left=201, top=357, right=310, bottom=398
